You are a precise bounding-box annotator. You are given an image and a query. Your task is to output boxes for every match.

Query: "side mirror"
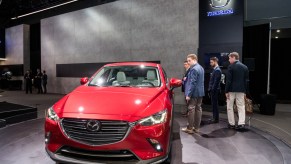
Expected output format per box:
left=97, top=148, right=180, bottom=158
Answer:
left=80, top=77, right=89, bottom=85
left=170, top=78, right=182, bottom=90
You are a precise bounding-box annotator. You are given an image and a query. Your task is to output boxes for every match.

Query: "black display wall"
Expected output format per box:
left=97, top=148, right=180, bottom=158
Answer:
left=199, top=0, right=244, bottom=105
left=270, top=38, right=291, bottom=102
left=199, top=0, right=244, bottom=67
left=30, top=23, right=41, bottom=74
left=0, top=28, right=5, bottom=58
left=243, top=24, right=270, bottom=103
left=199, top=0, right=244, bottom=47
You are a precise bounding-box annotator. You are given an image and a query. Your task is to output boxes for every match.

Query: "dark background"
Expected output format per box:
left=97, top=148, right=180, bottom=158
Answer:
left=56, top=61, right=161, bottom=78
left=30, top=23, right=41, bottom=74
left=0, top=28, right=5, bottom=58
left=270, top=38, right=291, bottom=102
left=243, top=24, right=270, bottom=103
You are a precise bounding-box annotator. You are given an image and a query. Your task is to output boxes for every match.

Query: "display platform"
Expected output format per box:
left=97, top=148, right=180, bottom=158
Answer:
left=0, top=101, right=37, bottom=128
left=0, top=112, right=291, bottom=164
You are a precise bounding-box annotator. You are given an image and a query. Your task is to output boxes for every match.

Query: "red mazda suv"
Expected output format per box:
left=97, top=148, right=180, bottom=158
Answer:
left=45, top=62, right=182, bottom=164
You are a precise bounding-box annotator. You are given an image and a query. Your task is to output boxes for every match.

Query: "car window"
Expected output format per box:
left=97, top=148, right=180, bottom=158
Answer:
left=89, top=66, right=161, bottom=87
left=162, top=68, right=169, bottom=87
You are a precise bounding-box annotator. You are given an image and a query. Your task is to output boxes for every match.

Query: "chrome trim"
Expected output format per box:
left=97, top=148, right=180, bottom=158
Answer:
left=60, top=148, right=134, bottom=158
left=46, top=147, right=168, bottom=164
left=60, top=118, right=133, bottom=146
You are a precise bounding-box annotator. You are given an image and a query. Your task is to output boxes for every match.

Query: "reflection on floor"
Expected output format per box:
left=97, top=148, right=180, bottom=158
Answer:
left=172, top=113, right=291, bottom=164
left=0, top=113, right=291, bottom=164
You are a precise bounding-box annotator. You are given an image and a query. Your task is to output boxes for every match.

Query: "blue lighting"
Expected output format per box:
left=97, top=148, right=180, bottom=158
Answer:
left=207, top=8, right=234, bottom=17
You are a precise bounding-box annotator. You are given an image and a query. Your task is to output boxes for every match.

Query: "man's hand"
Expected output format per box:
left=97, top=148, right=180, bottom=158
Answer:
left=186, top=96, right=190, bottom=102
left=225, top=93, right=230, bottom=100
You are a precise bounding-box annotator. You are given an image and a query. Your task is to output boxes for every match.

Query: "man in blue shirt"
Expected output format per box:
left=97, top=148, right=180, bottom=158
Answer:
left=182, top=54, right=205, bottom=134
left=208, top=57, right=222, bottom=123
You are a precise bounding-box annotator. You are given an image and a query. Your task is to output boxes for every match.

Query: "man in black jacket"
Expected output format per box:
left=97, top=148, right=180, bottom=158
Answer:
left=24, top=70, right=33, bottom=94
left=208, top=57, right=222, bottom=123
left=42, top=70, right=48, bottom=94
left=225, top=52, right=249, bottom=130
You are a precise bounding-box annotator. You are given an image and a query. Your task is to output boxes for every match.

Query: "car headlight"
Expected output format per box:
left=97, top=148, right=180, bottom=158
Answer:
left=46, top=107, right=59, bottom=121
left=138, top=110, right=167, bottom=126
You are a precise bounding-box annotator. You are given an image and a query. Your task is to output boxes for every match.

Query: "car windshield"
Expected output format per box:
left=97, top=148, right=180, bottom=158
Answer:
left=88, top=65, right=161, bottom=87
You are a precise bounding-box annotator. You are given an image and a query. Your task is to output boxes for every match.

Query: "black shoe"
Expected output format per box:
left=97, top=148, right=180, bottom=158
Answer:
left=227, top=124, right=236, bottom=129
left=181, top=112, right=187, bottom=117
left=209, top=119, right=219, bottom=123
left=236, top=124, right=245, bottom=130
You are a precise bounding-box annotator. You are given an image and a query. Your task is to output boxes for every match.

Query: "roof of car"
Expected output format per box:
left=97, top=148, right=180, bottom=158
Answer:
left=104, top=62, right=160, bottom=67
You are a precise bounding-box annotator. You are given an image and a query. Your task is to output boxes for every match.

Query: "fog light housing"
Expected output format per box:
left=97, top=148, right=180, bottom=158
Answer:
left=147, top=138, right=163, bottom=152
left=45, top=132, right=51, bottom=144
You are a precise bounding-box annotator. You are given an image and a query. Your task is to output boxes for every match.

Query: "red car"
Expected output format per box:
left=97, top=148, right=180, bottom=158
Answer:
left=45, top=62, right=182, bottom=164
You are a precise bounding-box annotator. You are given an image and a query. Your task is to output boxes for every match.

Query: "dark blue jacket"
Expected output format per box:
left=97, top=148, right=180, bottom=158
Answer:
left=181, top=68, right=190, bottom=92
left=185, top=63, right=205, bottom=98
left=225, top=61, right=249, bottom=93
left=208, top=66, right=222, bottom=92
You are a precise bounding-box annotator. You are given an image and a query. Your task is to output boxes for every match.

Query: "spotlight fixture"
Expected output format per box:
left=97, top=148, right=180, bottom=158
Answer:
left=276, top=30, right=280, bottom=33
left=11, top=0, right=78, bottom=20
left=275, top=36, right=279, bottom=39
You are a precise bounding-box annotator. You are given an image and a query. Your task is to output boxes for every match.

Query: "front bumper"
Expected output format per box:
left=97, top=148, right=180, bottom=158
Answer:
left=45, top=118, right=171, bottom=164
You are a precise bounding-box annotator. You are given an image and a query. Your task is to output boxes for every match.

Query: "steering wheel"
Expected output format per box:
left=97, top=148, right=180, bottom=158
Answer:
left=141, top=81, right=155, bottom=87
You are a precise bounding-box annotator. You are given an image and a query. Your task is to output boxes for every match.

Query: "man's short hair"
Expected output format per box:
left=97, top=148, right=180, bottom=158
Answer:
left=229, top=52, right=239, bottom=60
left=210, top=57, right=219, bottom=63
left=187, top=54, right=198, bottom=61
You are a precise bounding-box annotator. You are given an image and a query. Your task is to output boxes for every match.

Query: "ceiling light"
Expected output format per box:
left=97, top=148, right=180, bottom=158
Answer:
left=275, top=36, right=279, bottom=39
left=11, top=0, right=78, bottom=20
left=276, top=30, right=280, bottom=33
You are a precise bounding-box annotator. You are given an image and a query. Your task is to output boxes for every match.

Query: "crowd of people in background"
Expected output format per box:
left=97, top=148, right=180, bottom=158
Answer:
left=24, top=69, right=47, bottom=94
left=181, top=52, right=249, bottom=134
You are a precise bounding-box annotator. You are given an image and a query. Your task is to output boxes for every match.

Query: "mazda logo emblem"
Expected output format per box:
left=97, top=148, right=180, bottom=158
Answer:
left=86, top=120, right=101, bottom=132
left=209, top=0, right=231, bottom=9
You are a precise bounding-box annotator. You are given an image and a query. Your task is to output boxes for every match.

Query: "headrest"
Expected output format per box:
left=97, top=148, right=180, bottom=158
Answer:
left=116, top=72, right=126, bottom=82
left=147, top=70, right=156, bottom=80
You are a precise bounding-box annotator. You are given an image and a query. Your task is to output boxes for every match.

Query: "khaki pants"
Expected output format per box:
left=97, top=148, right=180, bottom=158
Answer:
left=227, top=92, right=245, bottom=125
left=187, top=97, right=203, bottom=130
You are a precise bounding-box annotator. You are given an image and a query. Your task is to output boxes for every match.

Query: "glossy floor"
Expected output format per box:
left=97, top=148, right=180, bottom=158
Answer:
left=0, top=114, right=291, bottom=164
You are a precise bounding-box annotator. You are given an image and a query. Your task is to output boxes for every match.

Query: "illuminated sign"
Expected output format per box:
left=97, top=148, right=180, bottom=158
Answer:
left=207, top=8, right=233, bottom=16
left=207, top=0, right=233, bottom=17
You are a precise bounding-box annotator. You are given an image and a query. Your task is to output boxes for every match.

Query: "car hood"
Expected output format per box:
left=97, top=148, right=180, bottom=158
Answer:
left=54, top=86, right=164, bottom=118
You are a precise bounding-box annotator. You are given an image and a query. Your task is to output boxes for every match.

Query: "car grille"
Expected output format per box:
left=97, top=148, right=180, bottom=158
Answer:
left=57, top=146, right=139, bottom=163
left=61, top=118, right=130, bottom=146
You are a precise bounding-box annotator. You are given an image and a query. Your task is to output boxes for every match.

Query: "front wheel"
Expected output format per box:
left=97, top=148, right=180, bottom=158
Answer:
left=162, top=148, right=171, bottom=164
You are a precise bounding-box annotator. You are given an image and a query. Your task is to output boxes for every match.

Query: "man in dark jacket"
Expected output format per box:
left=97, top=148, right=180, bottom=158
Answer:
left=35, top=69, right=43, bottom=94
left=24, top=70, right=33, bottom=94
left=181, top=60, right=190, bottom=116
left=225, top=52, right=249, bottom=130
left=208, top=57, right=222, bottom=123
left=42, top=70, right=48, bottom=94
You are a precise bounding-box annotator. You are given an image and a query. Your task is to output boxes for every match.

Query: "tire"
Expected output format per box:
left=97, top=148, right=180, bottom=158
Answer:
left=162, top=148, right=171, bottom=164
